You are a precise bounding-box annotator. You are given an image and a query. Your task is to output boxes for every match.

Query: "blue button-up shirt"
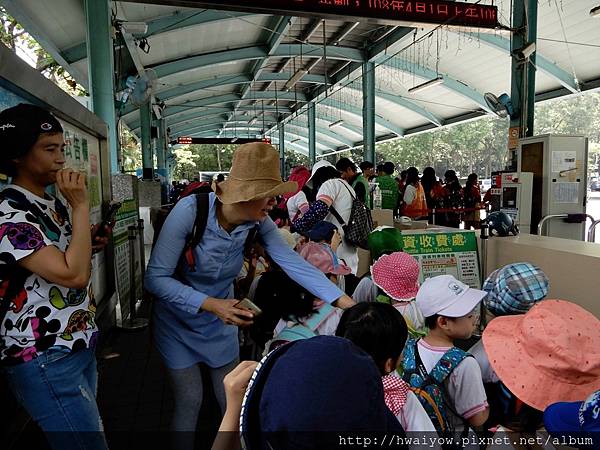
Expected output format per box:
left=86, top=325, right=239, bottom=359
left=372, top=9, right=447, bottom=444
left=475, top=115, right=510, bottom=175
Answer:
left=145, top=193, right=344, bottom=369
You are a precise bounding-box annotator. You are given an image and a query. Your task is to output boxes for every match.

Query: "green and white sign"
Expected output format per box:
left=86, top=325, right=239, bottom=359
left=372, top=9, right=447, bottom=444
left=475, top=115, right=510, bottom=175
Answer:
left=400, top=230, right=481, bottom=288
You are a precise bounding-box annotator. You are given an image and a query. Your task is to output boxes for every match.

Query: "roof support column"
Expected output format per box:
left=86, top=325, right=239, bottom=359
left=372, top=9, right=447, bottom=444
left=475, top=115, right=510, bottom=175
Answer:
left=279, top=122, right=286, bottom=178
left=156, top=118, right=169, bottom=202
left=308, top=102, right=316, bottom=165
left=511, top=0, right=538, bottom=140
left=140, top=102, right=153, bottom=180
left=362, top=61, right=376, bottom=163
left=84, top=0, right=119, bottom=174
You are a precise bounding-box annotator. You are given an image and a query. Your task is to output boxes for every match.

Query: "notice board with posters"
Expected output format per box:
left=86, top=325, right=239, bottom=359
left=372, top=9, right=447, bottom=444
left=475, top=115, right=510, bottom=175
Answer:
left=399, top=229, right=481, bottom=288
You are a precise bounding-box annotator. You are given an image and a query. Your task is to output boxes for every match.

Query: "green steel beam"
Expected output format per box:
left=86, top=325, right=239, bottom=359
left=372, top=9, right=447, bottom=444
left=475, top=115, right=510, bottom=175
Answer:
left=468, top=32, right=579, bottom=94
left=381, top=58, right=494, bottom=114
left=320, top=98, right=405, bottom=137
left=189, top=126, right=329, bottom=151
left=140, top=101, right=153, bottom=179
left=171, top=120, right=338, bottom=149
left=2, top=0, right=88, bottom=88
left=285, top=123, right=353, bottom=148
left=368, top=26, right=415, bottom=62
left=308, top=102, right=316, bottom=165
left=375, top=91, right=443, bottom=127
left=127, top=92, right=304, bottom=128
left=362, top=61, right=376, bottom=163
left=150, top=44, right=364, bottom=79
left=169, top=113, right=279, bottom=134
left=189, top=130, right=310, bottom=156
left=222, top=16, right=297, bottom=135
left=316, top=116, right=363, bottom=137
left=61, top=10, right=259, bottom=64
left=84, top=0, right=119, bottom=173
left=129, top=105, right=293, bottom=133
left=279, top=123, right=285, bottom=176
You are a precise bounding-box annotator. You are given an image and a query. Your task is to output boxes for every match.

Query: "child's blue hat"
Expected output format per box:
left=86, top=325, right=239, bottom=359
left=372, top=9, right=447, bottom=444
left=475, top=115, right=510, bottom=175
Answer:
left=544, top=389, right=600, bottom=442
left=307, top=220, right=338, bottom=242
left=483, top=262, right=549, bottom=316
left=240, top=336, right=403, bottom=450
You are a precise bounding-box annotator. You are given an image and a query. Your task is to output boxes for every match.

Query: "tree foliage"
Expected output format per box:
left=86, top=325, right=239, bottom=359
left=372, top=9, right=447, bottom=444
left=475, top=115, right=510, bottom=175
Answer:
left=0, top=7, right=85, bottom=95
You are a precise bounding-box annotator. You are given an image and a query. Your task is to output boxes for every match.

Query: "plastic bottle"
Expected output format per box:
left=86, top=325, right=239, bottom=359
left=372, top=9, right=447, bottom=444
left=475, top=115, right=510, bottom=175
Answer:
left=373, top=183, right=382, bottom=209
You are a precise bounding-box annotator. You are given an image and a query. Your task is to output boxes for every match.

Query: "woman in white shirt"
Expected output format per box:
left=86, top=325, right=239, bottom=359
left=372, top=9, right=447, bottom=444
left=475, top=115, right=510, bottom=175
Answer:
left=292, top=160, right=358, bottom=274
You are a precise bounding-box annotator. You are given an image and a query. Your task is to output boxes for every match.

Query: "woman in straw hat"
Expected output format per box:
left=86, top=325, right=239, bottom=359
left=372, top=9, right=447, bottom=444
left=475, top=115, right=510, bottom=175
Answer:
left=145, top=142, right=354, bottom=449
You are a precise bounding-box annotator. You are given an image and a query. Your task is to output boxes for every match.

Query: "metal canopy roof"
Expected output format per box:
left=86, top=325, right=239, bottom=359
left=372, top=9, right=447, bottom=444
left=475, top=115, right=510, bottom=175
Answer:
left=4, top=0, right=600, bottom=157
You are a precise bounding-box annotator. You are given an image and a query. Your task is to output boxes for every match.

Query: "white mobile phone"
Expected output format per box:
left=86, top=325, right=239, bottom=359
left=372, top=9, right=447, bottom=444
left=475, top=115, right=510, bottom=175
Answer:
left=235, top=298, right=262, bottom=316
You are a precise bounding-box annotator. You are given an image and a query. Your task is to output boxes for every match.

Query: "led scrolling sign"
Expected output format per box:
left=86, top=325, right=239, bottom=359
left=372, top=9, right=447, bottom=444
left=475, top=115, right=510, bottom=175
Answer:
left=186, top=0, right=499, bottom=29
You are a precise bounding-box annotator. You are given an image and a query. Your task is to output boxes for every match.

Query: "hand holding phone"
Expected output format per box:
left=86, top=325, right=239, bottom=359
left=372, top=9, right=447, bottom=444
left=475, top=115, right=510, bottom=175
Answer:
left=234, top=298, right=262, bottom=316
left=95, top=202, right=121, bottom=238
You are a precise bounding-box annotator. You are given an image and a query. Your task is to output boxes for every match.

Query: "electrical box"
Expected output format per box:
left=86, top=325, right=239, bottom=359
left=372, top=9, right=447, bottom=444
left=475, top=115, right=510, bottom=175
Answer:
left=517, top=135, right=588, bottom=240
left=488, top=172, right=533, bottom=232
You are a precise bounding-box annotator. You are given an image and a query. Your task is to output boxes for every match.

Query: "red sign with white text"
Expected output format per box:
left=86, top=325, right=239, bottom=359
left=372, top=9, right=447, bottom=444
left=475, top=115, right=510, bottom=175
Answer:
left=186, top=0, right=498, bottom=28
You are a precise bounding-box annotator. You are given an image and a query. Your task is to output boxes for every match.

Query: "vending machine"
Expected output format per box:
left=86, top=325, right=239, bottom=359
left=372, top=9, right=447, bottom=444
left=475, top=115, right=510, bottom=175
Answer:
left=517, top=135, right=588, bottom=240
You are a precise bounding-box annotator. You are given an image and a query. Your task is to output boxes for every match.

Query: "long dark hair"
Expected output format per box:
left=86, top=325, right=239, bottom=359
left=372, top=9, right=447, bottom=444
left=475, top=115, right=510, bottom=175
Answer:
left=421, top=167, right=437, bottom=193
left=250, top=271, right=317, bottom=346
left=312, top=166, right=341, bottom=194
left=336, top=303, right=408, bottom=375
left=466, top=173, right=478, bottom=190
left=405, top=167, right=419, bottom=186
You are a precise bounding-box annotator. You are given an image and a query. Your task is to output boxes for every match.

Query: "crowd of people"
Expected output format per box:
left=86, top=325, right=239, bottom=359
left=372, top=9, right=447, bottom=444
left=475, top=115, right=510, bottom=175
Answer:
left=331, top=157, right=485, bottom=229
left=0, top=104, right=598, bottom=450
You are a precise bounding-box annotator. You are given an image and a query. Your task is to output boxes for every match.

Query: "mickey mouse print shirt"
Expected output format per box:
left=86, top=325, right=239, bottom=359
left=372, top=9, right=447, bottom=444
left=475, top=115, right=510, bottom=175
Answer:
left=0, top=185, right=97, bottom=365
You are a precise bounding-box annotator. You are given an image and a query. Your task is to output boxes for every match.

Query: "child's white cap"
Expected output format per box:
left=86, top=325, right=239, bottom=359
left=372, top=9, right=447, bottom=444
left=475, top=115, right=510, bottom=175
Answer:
left=416, top=275, right=486, bottom=318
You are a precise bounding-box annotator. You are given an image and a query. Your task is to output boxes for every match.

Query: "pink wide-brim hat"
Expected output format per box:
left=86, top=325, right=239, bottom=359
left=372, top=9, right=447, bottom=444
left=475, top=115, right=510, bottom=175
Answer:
left=371, top=252, right=420, bottom=301
left=482, top=299, right=600, bottom=411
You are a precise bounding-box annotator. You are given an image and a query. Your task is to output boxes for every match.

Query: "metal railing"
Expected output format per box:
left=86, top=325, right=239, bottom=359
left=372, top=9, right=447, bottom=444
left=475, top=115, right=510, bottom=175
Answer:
left=587, top=219, right=600, bottom=243
left=537, top=213, right=595, bottom=239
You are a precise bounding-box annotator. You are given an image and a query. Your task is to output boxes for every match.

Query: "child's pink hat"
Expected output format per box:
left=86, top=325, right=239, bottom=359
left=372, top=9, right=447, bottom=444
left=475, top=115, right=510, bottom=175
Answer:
left=371, top=252, right=420, bottom=301
left=299, top=241, right=352, bottom=276
left=483, top=299, right=600, bottom=411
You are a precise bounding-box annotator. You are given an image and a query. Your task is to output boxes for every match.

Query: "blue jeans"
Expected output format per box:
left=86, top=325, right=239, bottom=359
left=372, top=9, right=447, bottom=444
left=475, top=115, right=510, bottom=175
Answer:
left=2, top=348, right=108, bottom=450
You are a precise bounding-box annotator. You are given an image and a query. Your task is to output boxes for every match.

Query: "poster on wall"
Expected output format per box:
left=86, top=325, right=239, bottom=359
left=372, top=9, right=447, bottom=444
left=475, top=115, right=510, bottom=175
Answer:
left=111, top=198, right=142, bottom=320
left=62, top=128, right=102, bottom=223
left=399, top=229, right=481, bottom=288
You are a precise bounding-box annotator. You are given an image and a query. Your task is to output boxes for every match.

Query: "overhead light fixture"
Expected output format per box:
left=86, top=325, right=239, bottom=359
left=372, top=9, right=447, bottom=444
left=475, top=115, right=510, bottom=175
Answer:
left=231, top=137, right=239, bottom=143
left=329, top=119, right=345, bottom=129
left=120, top=21, right=148, bottom=35
left=590, top=5, right=600, bottom=17
left=284, top=69, right=308, bottom=91
left=248, top=117, right=258, bottom=126
left=408, top=76, right=444, bottom=94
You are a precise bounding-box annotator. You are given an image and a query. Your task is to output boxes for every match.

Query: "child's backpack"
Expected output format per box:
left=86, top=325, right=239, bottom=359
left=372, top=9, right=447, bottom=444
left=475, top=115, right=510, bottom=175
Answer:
left=266, top=303, right=336, bottom=351
left=402, top=338, right=471, bottom=444
left=328, top=180, right=374, bottom=249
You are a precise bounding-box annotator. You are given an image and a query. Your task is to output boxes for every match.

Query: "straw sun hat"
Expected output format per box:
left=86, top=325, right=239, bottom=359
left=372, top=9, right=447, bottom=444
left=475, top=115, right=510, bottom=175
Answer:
left=214, top=142, right=297, bottom=204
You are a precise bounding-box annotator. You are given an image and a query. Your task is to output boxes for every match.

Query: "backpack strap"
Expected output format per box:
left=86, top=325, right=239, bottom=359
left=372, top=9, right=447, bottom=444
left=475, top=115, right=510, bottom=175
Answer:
left=429, top=347, right=469, bottom=385
left=401, top=338, right=419, bottom=380
left=301, top=303, right=335, bottom=331
left=275, top=322, right=315, bottom=342
left=328, top=205, right=346, bottom=227
left=181, top=193, right=210, bottom=272
left=337, top=179, right=357, bottom=200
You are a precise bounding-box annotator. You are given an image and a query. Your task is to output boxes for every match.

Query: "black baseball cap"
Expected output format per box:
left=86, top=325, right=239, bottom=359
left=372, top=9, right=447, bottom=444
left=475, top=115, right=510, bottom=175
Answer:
left=0, top=103, right=63, bottom=161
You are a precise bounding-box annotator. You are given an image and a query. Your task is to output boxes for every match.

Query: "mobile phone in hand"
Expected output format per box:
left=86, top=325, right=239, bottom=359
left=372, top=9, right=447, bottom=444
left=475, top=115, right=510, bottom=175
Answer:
left=235, top=298, right=262, bottom=316
left=95, top=202, right=121, bottom=238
